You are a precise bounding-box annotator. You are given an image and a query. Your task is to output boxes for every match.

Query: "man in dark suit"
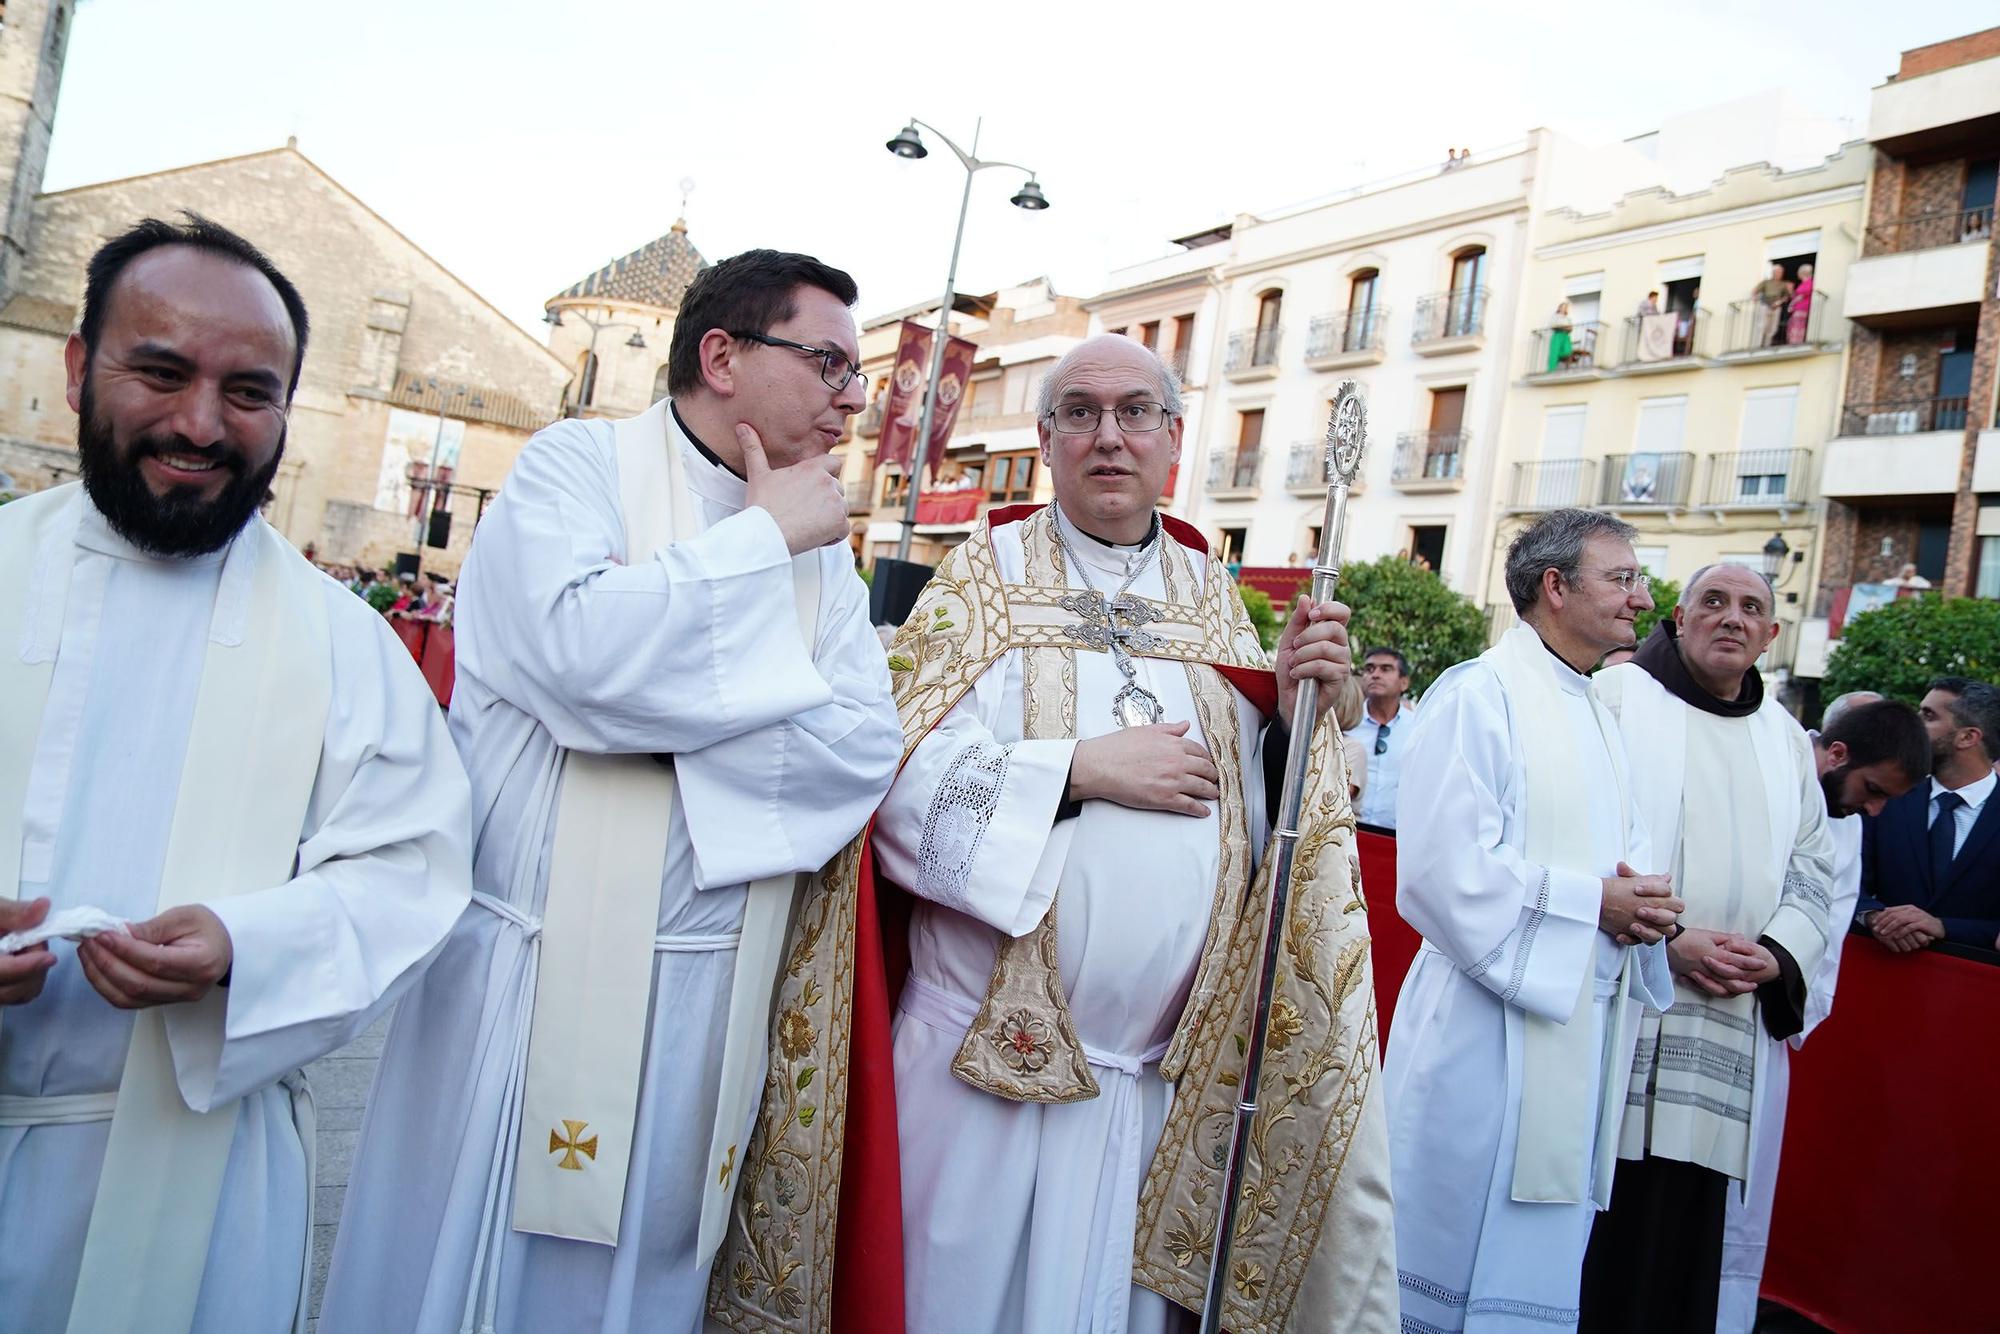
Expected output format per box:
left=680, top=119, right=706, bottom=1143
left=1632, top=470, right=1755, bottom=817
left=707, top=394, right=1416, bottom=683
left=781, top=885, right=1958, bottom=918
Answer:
left=1859, top=677, right=2000, bottom=952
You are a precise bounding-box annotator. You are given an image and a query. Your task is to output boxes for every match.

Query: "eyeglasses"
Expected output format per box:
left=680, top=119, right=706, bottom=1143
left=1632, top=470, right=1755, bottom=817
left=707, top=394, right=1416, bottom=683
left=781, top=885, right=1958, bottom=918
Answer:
left=1374, top=722, right=1392, bottom=756
left=1574, top=567, right=1651, bottom=593
left=731, top=331, right=867, bottom=394
left=1045, top=401, right=1171, bottom=434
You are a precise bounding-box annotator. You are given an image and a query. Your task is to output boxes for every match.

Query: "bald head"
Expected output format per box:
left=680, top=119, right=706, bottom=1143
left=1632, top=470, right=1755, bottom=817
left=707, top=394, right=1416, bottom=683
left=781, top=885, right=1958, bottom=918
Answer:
left=1673, top=561, right=1779, bottom=700
left=1822, top=690, right=1882, bottom=729
left=1035, top=333, right=1184, bottom=421
left=1678, top=562, right=1774, bottom=609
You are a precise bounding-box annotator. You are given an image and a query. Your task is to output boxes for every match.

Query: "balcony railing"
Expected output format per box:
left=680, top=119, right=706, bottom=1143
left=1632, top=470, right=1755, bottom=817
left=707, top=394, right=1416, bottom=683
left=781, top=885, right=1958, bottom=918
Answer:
left=1621, top=307, right=1707, bottom=364
left=1225, top=327, right=1282, bottom=373
left=1598, top=452, right=1696, bottom=507
left=1863, top=205, right=1996, bottom=256
left=1286, top=441, right=1322, bottom=490
left=1839, top=397, right=1970, bottom=436
left=1722, top=291, right=1833, bottom=355
left=1509, top=458, right=1596, bottom=510
left=1701, top=448, right=1812, bottom=507
left=1207, top=447, right=1264, bottom=492
left=1525, top=322, right=1609, bottom=376
left=845, top=479, right=874, bottom=512
left=1306, top=307, right=1387, bottom=359
left=1393, top=430, right=1469, bottom=485
left=1412, top=287, right=1487, bottom=344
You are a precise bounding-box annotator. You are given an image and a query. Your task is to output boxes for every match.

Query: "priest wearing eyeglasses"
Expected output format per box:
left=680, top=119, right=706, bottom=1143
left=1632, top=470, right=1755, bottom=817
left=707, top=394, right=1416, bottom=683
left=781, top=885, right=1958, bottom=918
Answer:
left=320, top=250, right=901, bottom=1334
left=1386, top=508, right=1681, bottom=1334
left=714, top=333, right=1400, bottom=1333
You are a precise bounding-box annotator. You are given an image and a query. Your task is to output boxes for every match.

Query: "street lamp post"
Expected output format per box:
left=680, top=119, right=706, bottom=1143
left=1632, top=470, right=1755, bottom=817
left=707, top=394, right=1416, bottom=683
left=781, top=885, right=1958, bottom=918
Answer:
left=884, top=117, right=1048, bottom=563
left=409, top=377, right=485, bottom=550
left=544, top=306, right=648, bottom=416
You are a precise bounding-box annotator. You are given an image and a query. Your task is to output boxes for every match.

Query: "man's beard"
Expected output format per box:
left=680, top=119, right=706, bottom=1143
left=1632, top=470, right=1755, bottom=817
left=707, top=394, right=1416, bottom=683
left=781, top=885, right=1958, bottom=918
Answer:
left=76, top=380, right=283, bottom=558
left=1817, top=763, right=1854, bottom=819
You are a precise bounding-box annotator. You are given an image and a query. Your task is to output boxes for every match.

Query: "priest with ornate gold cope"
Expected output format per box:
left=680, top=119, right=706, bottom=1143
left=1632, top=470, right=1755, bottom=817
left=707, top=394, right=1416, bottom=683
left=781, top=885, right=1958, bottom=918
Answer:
left=710, top=335, right=1397, bottom=1333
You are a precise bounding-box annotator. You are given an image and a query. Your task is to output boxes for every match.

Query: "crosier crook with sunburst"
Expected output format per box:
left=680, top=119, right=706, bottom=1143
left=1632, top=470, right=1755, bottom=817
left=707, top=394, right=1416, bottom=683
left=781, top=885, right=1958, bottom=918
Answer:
left=1197, top=381, right=1368, bottom=1332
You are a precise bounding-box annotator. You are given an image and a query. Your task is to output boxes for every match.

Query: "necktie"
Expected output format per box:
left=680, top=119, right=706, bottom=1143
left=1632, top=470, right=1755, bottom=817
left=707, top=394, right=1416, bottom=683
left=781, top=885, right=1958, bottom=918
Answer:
left=1930, top=791, right=1965, bottom=884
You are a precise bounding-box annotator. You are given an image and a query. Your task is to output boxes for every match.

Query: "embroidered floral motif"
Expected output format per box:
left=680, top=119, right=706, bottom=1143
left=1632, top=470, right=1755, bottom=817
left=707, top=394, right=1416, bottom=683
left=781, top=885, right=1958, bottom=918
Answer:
left=992, top=1009, right=1056, bottom=1074
left=777, top=1006, right=815, bottom=1062
left=1233, top=1260, right=1266, bottom=1300
left=1266, top=996, right=1306, bottom=1052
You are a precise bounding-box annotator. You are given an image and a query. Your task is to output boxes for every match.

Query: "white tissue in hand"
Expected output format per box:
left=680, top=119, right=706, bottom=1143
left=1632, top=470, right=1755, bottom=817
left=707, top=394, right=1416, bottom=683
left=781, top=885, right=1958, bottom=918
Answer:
left=0, top=906, right=128, bottom=954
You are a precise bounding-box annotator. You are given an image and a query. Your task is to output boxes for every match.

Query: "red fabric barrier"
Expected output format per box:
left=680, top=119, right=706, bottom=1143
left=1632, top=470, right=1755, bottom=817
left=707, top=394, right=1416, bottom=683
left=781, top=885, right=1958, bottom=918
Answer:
left=1236, top=566, right=1310, bottom=607
left=1761, top=938, right=2000, bottom=1333
left=419, top=624, right=455, bottom=709
left=1352, top=828, right=2000, bottom=1334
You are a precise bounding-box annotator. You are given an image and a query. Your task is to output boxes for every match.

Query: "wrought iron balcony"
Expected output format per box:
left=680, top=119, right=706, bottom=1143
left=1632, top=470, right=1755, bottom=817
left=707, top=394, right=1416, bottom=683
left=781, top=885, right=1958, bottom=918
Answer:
left=1392, top=430, right=1468, bottom=489
left=1620, top=307, right=1708, bottom=366
left=1700, top=448, right=1812, bottom=507
left=1305, top=307, right=1387, bottom=363
left=1598, top=452, right=1696, bottom=507
left=1207, top=447, right=1264, bottom=493
left=1524, top=322, right=1609, bottom=378
left=1508, top=458, right=1596, bottom=510
left=1863, top=205, right=1996, bottom=256
left=845, top=479, right=875, bottom=513
left=1412, top=287, right=1487, bottom=346
left=1839, top=397, right=1969, bottom=436
left=1720, top=291, right=1834, bottom=356
left=1224, top=327, right=1282, bottom=375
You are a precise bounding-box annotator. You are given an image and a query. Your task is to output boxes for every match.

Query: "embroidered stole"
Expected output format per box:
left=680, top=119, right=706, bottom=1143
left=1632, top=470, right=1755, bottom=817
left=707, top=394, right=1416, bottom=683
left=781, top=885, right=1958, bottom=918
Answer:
left=509, top=402, right=820, bottom=1254
left=0, top=484, right=331, bottom=1334
left=1488, top=625, right=1640, bottom=1208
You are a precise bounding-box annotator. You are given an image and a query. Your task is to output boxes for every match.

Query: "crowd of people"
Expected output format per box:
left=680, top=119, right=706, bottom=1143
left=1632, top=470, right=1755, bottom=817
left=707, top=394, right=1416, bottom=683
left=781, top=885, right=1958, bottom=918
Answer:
left=309, top=561, right=455, bottom=624
left=0, top=209, right=1990, bottom=1334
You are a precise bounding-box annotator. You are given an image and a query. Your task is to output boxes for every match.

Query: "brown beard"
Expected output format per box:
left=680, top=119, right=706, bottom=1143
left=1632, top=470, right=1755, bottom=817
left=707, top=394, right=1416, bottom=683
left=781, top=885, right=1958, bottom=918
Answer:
left=75, top=375, right=284, bottom=558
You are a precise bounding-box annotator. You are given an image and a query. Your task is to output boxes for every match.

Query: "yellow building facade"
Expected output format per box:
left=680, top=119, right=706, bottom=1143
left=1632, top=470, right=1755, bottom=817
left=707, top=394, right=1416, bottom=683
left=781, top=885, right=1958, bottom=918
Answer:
left=1483, top=144, right=1871, bottom=678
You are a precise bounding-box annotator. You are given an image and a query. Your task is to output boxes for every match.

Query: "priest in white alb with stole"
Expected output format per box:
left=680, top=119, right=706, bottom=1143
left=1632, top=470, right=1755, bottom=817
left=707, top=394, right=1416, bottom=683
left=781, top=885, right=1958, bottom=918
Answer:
left=712, top=335, right=1398, bottom=1334
left=1714, top=691, right=1928, bottom=1334
left=0, top=216, right=472, bottom=1334
left=321, top=250, right=900, bottom=1334
left=1582, top=565, right=1837, bottom=1334
left=1387, top=508, right=1682, bottom=1334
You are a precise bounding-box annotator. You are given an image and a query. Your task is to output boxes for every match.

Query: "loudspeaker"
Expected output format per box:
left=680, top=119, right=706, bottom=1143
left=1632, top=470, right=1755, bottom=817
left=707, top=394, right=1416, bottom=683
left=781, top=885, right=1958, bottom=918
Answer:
left=426, top=509, right=453, bottom=549
left=869, top=557, right=934, bottom=628
left=393, top=551, right=421, bottom=581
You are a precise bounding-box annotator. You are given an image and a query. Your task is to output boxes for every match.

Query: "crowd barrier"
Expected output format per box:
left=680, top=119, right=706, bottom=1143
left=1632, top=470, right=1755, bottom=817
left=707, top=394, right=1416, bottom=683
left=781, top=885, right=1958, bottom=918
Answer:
left=1354, top=826, right=1998, bottom=1334
left=391, top=619, right=456, bottom=709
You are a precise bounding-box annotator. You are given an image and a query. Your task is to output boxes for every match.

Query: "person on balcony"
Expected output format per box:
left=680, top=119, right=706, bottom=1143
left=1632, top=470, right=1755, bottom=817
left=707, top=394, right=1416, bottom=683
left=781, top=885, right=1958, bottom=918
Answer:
left=1548, top=301, right=1575, bottom=372
left=1754, top=265, right=1793, bottom=348
left=1784, top=264, right=1815, bottom=346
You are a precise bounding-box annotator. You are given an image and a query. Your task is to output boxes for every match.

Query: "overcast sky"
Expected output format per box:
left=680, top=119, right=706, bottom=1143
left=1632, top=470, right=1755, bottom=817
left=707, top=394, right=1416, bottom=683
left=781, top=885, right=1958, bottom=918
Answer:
left=42, top=1, right=1998, bottom=335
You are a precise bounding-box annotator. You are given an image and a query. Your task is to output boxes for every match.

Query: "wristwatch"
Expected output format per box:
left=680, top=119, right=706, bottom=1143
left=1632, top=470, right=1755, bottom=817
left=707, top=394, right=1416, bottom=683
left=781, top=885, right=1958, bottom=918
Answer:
left=1665, top=920, right=1685, bottom=942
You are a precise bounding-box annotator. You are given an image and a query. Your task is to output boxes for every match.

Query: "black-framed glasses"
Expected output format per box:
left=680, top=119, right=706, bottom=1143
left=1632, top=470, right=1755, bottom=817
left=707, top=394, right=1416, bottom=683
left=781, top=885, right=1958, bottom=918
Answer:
left=731, top=331, right=867, bottom=394
left=1045, top=401, right=1171, bottom=434
left=1375, top=722, right=1392, bottom=756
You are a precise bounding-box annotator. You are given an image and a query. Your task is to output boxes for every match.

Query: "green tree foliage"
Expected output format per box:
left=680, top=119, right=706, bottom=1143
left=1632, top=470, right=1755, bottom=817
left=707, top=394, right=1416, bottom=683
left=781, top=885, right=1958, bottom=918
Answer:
left=1239, top=584, right=1287, bottom=652
left=1333, top=555, right=1487, bottom=696
left=1823, top=594, right=2000, bottom=704
left=1631, top=572, right=1681, bottom=647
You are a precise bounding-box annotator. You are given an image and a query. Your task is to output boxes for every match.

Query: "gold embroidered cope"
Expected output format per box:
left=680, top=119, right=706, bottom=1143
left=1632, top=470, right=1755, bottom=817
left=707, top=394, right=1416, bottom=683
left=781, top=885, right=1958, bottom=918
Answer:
left=708, top=507, right=1397, bottom=1331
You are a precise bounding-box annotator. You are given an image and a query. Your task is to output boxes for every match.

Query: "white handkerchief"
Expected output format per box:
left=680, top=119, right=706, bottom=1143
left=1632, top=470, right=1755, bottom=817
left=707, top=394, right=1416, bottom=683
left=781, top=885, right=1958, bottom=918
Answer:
left=0, top=905, right=129, bottom=954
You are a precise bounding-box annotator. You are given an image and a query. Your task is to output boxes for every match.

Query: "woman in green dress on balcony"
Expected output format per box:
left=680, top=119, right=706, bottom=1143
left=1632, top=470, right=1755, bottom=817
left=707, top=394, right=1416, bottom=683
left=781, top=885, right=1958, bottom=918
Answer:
left=1547, top=300, right=1574, bottom=371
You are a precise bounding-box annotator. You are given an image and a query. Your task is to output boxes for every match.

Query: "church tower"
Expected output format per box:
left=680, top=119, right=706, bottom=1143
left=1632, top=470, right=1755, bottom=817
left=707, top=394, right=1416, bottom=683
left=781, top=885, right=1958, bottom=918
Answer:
left=0, top=0, right=72, bottom=303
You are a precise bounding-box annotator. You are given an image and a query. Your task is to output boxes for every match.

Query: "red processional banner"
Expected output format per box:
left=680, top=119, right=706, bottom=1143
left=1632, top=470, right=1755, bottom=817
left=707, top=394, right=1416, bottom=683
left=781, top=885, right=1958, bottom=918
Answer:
left=877, top=319, right=978, bottom=478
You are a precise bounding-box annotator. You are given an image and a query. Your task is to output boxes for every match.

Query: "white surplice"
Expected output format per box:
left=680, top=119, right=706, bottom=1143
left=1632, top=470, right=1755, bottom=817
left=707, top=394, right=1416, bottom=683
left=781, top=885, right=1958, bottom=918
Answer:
left=319, top=414, right=900, bottom=1334
left=874, top=509, right=1270, bottom=1334
left=1384, top=642, right=1672, bottom=1334
left=1715, top=810, right=1861, bottom=1334
left=0, top=500, right=472, bottom=1333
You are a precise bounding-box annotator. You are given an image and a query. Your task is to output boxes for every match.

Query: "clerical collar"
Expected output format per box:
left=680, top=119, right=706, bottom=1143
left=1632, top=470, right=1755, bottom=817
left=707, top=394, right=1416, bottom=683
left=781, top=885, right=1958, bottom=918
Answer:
left=1055, top=503, right=1159, bottom=552
left=1631, top=620, right=1762, bottom=717
left=1528, top=629, right=1591, bottom=689
left=669, top=402, right=743, bottom=481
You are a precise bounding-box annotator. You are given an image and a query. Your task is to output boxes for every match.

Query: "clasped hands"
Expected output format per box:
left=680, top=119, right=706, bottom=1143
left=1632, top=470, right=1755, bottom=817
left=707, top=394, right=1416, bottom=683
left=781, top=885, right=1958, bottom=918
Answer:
left=0, top=898, right=233, bottom=1009
left=1868, top=904, right=1945, bottom=954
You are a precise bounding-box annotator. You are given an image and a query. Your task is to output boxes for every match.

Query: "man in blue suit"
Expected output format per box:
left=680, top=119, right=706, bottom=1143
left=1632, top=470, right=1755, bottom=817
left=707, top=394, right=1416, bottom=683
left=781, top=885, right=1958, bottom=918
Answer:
left=1859, top=677, right=2000, bottom=952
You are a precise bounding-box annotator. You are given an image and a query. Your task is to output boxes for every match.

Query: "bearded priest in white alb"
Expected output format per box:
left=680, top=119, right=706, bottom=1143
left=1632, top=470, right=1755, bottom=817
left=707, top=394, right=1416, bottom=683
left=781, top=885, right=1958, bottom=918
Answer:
left=321, top=250, right=900, bottom=1334
left=1581, top=565, right=1837, bottom=1334
left=1386, top=509, right=1680, bottom=1334
left=0, top=221, right=471, bottom=1334
left=710, top=336, right=1399, bottom=1334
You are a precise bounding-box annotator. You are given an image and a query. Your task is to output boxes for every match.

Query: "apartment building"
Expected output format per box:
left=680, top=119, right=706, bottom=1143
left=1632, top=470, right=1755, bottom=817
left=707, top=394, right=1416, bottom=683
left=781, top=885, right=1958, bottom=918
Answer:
left=1485, top=143, right=1870, bottom=673
left=1807, top=27, right=2000, bottom=672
